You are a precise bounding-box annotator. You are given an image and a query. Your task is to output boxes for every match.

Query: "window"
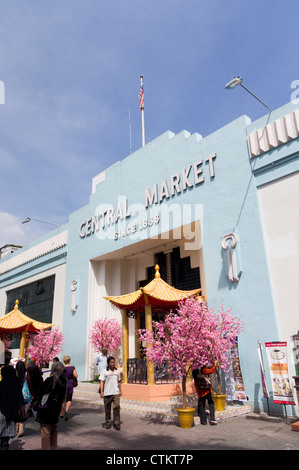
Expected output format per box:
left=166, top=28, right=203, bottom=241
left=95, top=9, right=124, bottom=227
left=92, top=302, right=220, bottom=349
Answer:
left=140, top=247, right=201, bottom=290
left=5, top=275, right=55, bottom=348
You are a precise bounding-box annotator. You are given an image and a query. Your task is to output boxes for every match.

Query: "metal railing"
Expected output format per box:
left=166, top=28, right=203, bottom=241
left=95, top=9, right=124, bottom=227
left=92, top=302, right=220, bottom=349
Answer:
left=127, top=358, right=173, bottom=384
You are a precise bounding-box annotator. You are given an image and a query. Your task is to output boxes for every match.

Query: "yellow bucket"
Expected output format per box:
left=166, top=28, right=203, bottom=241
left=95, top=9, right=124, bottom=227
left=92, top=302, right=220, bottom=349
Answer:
left=212, top=393, right=226, bottom=411
left=177, top=407, right=195, bottom=428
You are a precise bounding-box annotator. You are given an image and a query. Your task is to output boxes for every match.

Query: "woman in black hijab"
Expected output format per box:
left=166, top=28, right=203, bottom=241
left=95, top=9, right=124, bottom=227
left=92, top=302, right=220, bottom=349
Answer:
left=0, top=365, right=24, bottom=450
left=26, top=359, right=43, bottom=415
left=16, top=360, right=26, bottom=387
left=36, top=361, right=67, bottom=450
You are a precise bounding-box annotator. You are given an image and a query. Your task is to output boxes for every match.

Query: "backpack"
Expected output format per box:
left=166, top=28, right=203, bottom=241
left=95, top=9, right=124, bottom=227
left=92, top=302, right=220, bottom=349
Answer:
left=36, top=389, right=58, bottom=411
left=196, top=374, right=211, bottom=389
left=35, top=378, right=59, bottom=412
left=22, top=380, right=32, bottom=404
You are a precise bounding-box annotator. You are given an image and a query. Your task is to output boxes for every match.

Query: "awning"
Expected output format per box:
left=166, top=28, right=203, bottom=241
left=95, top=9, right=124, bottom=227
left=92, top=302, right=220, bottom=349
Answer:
left=104, top=265, right=202, bottom=310
left=0, top=300, right=54, bottom=334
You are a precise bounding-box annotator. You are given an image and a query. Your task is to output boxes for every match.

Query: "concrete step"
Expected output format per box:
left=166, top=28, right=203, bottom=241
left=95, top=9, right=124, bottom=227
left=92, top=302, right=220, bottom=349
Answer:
left=73, top=381, right=252, bottom=425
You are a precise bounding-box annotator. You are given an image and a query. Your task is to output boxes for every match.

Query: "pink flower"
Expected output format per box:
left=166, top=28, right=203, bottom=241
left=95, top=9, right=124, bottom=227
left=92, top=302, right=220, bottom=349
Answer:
left=139, top=297, right=244, bottom=408
left=26, top=328, right=64, bottom=367
left=89, top=318, right=122, bottom=353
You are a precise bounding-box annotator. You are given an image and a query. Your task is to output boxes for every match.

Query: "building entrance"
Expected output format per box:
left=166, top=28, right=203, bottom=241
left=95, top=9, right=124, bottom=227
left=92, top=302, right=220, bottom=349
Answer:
left=126, top=246, right=201, bottom=384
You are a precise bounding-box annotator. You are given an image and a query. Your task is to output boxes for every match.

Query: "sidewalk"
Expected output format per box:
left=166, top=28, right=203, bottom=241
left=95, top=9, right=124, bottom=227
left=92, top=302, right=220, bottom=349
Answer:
left=71, top=382, right=253, bottom=424
left=8, top=401, right=299, bottom=452
left=8, top=382, right=299, bottom=452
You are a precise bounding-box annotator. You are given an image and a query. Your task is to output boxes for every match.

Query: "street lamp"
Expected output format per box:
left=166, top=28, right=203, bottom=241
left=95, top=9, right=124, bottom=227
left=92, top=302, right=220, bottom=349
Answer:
left=22, top=217, right=59, bottom=227
left=225, top=76, right=272, bottom=112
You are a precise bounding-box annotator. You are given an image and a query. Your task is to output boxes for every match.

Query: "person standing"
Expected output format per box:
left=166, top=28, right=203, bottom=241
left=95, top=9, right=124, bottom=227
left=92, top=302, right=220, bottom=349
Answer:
left=35, top=361, right=67, bottom=450
left=15, top=360, right=30, bottom=438
left=100, top=356, right=122, bottom=430
left=0, top=363, right=25, bottom=450
left=26, top=358, right=43, bottom=415
left=95, top=347, right=108, bottom=378
left=193, top=361, right=218, bottom=425
left=60, top=355, right=78, bottom=421
left=0, top=351, right=12, bottom=381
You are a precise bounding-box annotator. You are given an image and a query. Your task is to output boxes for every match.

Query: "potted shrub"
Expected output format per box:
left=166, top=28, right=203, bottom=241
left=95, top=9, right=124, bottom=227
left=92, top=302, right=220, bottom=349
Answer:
left=139, top=297, right=218, bottom=427
left=139, top=298, right=243, bottom=426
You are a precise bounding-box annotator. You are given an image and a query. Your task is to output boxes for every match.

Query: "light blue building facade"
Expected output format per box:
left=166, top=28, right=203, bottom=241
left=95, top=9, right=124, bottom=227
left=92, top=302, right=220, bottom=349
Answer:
left=1, top=100, right=299, bottom=415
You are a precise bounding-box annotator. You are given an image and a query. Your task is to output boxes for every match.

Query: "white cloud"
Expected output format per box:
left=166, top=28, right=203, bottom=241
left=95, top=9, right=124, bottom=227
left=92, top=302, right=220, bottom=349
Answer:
left=0, top=212, right=49, bottom=248
left=0, top=212, right=26, bottom=247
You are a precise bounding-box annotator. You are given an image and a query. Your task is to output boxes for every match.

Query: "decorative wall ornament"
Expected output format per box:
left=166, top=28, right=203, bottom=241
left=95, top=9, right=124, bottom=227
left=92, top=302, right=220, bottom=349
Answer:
left=71, top=280, right=78, bottom=312
left=221, top=233, right=240, bottom=283
left=247, top=109, right=299, bottom=158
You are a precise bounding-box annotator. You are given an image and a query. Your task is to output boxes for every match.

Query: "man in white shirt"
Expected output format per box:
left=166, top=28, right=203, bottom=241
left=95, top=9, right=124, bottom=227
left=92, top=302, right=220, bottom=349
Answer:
left=95, top=347, right=108, bottom=377
left=100, top=356, right=122, bottom=430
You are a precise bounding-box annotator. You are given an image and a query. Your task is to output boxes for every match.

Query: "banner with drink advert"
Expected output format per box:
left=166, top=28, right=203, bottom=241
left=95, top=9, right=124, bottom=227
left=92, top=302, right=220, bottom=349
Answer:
left=225, top=337, right=246, bottom=401
left=265, top=342, right=295, bottom=405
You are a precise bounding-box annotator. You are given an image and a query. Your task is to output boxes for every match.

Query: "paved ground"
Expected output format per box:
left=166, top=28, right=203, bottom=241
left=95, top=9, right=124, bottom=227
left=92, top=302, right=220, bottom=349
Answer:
left=7, top=401, right=299, bottom=456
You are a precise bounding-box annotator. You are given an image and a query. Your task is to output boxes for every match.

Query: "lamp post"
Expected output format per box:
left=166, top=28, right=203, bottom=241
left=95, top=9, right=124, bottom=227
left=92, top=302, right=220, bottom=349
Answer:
left=225, top=76, right=272, bottom=112
left=22, top=217, right=59, bottom=227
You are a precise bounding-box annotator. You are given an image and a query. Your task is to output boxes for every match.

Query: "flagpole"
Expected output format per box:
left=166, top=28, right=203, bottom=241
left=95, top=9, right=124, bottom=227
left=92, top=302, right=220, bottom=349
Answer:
left=140, top=75, right=145, bottom=147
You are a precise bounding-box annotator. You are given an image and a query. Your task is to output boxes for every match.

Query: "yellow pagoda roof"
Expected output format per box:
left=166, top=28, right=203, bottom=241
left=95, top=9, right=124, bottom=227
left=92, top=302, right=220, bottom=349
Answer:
left=104, top=265, right=202, bottom=309
left=0, top=300, right=54, bottom=333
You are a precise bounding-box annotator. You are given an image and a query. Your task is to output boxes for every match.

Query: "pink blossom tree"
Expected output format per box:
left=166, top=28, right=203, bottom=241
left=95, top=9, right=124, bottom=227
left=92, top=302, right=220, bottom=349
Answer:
left=26, top=328, right=64, bottom=367
left=89, top=318, right=122, bottom=354
left=139, top=297, right=243, bottom=409
left=209, top=304, right=244, bottom=394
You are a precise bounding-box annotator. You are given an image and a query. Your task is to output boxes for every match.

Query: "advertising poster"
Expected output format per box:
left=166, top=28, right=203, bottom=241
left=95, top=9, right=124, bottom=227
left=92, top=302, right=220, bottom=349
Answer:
left=265, top=342, right=295, bottom=405
left=225, top=338, right=246, bottom=401
left=224, top=349, right=235, bottom=401
left=257, top=340, right=269, bottom=399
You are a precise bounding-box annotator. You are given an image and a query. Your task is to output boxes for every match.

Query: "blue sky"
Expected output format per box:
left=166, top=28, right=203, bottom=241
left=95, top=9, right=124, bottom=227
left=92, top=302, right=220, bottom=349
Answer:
left=0, top=0, right=298, bottom=248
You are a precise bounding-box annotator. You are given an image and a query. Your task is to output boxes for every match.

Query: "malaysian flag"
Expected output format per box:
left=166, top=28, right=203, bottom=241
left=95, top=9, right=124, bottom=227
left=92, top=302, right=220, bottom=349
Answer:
left=139, top=85, right=144, bottom=110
